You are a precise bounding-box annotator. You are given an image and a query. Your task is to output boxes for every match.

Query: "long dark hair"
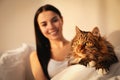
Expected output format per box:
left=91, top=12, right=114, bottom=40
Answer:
left=34, top=4, right=62, bottom=79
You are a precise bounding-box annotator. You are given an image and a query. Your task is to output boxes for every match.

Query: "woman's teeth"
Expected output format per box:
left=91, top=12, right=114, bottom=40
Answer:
left=49, top=30, right=58, bottom=35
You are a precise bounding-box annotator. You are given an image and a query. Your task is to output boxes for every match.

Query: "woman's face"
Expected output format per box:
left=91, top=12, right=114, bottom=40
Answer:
left=37, top=11, right=63, bottom=40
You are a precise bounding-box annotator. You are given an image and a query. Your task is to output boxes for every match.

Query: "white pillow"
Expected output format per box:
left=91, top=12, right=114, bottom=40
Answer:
left=0, top=43, right=34, bottom=80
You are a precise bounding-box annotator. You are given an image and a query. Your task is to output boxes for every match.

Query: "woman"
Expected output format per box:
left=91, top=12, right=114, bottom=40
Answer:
left=30, top=4, right=71, bottom=80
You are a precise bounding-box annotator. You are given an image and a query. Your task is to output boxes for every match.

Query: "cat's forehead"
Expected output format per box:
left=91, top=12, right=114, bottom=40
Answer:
left=78, top=30, right=92, bottom=36
left=82, top=31, right=91, bottom=34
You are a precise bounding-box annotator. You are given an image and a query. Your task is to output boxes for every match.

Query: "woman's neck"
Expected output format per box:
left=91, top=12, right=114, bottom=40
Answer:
left=49, top=38, right=69, bottom=49
left=50, top=39, right=71, bottom=61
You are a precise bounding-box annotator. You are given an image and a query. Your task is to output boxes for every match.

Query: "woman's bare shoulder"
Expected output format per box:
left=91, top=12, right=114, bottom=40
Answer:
left=29, top=51, right=47, bottom=80
left=29, top=51, right=40, bottom=65
left=30, top=51, right=37, bottom=59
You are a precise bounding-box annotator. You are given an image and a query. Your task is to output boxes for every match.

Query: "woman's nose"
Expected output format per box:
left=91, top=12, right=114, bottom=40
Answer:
left=47, top=22, right=54, bottom=29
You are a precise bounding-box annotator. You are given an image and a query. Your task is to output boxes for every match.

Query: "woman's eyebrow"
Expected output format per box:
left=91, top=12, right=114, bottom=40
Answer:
left=40, top=16, right=58, bottom=24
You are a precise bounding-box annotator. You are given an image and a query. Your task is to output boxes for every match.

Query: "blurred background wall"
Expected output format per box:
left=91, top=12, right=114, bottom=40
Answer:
left=0, top=0, right=120, bottom=51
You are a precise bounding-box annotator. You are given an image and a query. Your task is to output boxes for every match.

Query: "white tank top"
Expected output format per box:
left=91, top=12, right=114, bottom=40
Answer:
left=47, top=59, right=68, bottom=78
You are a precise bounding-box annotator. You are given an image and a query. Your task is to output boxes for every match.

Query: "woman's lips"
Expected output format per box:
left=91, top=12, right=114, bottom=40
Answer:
left=49, top=30, right=58, bottom=35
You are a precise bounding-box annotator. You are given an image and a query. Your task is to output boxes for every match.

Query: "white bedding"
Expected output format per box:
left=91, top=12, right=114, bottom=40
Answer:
left=51, top=48, right=120, bottom=80
left=0, top=43, right=35, bottom=80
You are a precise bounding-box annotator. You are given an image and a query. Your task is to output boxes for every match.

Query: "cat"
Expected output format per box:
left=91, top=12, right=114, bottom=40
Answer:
left=68, top=26, right=119, bottom=75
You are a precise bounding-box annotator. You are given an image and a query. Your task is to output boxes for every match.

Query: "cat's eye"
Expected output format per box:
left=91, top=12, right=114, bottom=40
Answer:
left=86, top=42, right=94, bottom=47
left=72, top=41, right=79, bottom=47
left=76, top=40, right=80, bottom=44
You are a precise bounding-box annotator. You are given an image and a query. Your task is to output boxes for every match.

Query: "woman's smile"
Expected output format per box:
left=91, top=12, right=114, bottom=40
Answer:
left=48, top=29, right=58, bottom=36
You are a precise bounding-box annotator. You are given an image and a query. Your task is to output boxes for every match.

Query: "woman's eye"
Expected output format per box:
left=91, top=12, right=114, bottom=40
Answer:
left=41, top=23, right=47, bottom=27
left=52, top=18, right=58, bottom=23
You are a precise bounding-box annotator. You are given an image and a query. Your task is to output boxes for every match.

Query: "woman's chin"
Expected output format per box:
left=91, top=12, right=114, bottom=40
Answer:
left=50, top=36, right=62, bottom=41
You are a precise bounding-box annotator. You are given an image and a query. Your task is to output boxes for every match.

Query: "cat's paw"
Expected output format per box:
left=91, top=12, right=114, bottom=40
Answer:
left=87, top=61, right=96, bottom=67
left=97, top=68, right=109, bottom=75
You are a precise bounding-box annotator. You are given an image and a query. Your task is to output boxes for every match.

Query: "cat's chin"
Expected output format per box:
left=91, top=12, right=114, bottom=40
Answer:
left=97, top=68, right=109, bottom=75
left=68, top=57, right=82, bottom=65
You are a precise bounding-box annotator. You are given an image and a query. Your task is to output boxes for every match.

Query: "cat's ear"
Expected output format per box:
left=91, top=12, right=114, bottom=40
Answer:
left=76, top=26, right=82, bottom=34
left=92, top=27, right=100, bottom=37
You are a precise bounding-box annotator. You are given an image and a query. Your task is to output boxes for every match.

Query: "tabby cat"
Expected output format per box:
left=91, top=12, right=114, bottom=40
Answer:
left=69, top=26, right=118, bottom=75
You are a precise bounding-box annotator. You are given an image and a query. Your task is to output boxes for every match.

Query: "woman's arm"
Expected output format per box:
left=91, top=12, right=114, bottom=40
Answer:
left=29, top=51, right=47, bottom=80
